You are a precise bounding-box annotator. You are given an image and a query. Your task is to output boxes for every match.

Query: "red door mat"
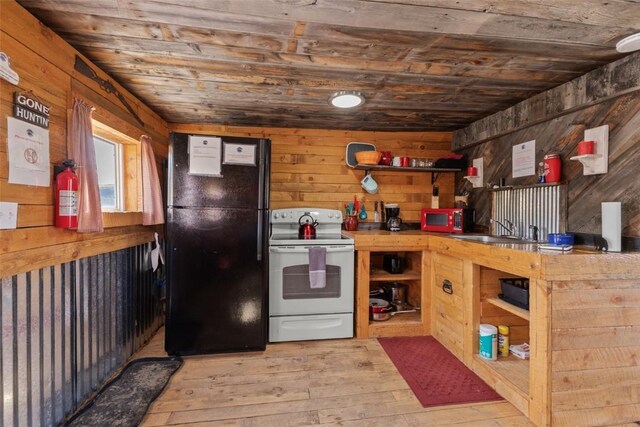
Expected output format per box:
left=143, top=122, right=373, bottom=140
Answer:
left=378, top=336, right=502, bottom=407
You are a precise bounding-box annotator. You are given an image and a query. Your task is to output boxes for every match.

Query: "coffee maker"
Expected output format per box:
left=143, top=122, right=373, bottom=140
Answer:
left=385, top=203, right=402, bottom=231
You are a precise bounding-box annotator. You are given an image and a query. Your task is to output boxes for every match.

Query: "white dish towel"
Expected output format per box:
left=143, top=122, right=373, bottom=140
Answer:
left=308, top=247, right=327, bottom=289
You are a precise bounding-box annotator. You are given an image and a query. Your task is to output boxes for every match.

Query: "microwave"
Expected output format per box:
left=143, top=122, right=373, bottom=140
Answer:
left=421, top=208, right=474, bottom=233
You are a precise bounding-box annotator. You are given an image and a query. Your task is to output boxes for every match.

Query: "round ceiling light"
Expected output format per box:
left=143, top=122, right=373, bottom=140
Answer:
left=329, top=91, right=365, bottom=109
left=616, top=32, right=640, bottom=53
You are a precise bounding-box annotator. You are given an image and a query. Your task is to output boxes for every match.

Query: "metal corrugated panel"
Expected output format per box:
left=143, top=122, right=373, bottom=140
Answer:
left=492, top=185, right=567, bottom=241
left=0, top=242, right=163, bottom=427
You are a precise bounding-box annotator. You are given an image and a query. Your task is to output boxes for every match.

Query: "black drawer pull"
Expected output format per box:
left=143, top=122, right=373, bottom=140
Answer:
left=442, top=279, right=453, bottom=294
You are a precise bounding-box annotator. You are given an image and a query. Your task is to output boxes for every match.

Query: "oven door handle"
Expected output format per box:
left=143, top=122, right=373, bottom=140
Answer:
left=270, top=246, right=353, bottom=254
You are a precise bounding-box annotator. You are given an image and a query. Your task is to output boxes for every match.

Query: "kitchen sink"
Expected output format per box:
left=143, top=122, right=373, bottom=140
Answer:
left=449, top=234, right=532, bottom=244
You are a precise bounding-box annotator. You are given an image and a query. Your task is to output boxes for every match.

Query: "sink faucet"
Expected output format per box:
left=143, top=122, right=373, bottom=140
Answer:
left=529, top=225, right=539, bottom=242
left=491, top=219, right=516, bottom=236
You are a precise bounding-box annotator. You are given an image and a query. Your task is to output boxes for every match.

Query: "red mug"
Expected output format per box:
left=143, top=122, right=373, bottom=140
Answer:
left=380, top=151, right=392, bottom=166
left=466, top=166, right=477, bottom=176
left=577, top=140, right=594, bottom=155
left=400, top=156, right=410, bottom=167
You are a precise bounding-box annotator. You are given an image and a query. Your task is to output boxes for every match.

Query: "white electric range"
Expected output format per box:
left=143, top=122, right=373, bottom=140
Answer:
left=268, top=208, right=354, bottom=342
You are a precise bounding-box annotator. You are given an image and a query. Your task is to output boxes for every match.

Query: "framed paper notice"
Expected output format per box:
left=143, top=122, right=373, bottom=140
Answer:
left=512, top=140, right=536, bottom=178
left=7, top=117, right=50, bottom=186
left=188, top=135, right=222, bottom=176
left=223, top=143, right=256, bottom=166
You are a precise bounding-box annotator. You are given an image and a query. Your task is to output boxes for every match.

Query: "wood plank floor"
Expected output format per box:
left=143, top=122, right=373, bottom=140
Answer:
left=134, top=328, right=533, bottom=426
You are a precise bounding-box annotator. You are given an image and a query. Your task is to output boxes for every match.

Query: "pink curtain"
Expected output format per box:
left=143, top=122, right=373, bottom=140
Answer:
left=141, top=135, right=164, bottom=225
left=68, top=98, right=103, bottom=232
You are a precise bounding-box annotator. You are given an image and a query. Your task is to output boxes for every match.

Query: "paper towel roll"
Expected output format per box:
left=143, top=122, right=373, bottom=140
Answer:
left=601, top=202, right=621, bottom=252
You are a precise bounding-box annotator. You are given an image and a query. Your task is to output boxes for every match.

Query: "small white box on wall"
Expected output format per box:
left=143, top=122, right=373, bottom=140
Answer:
left=601, top=202, right=622, bottom=252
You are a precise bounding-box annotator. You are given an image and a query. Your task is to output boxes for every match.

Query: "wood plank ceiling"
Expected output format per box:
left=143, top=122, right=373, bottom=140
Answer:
left=16, top=0, right=640, bottom=131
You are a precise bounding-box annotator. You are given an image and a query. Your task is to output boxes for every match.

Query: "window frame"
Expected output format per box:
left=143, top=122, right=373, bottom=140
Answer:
left=92, top=119, right=143, bottom=223
left=93, top=134, right=124, bottom=211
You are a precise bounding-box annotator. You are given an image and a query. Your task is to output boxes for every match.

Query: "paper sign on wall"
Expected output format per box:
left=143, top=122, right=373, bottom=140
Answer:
left=223, top=143, right=256, bottom=166
left=7, top=117, right=50, bottom=186
left=0, top=52, right=19, bottom=85
left=512, top=140, right=536, bottom=178
left=0, top=202, right=18, bottom=229
left=188, top=135, right=222, bottom=176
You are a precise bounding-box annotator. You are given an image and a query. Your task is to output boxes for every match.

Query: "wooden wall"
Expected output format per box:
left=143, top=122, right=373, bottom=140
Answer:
left=551, top=278, right=640, bottom=426
left=452, top=53, right=640, bottom=238
left=171, top=124, right=454, bottom=222
left=0, top=2, right=169, bottom=277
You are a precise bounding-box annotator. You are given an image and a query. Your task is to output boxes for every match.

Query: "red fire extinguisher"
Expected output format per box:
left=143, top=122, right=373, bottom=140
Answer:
left=55, top=160, right=79, bottom=229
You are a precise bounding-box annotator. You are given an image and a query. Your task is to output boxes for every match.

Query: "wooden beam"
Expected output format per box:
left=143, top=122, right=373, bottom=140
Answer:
left=453, top=52, right=640, bottom=149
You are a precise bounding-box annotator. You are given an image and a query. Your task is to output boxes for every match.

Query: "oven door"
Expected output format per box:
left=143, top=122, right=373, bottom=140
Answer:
left=269, top=244, right=354, bottom=316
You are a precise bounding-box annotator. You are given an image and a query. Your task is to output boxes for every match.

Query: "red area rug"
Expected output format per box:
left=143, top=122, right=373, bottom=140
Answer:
left=378, top=335, right=502, bottom=407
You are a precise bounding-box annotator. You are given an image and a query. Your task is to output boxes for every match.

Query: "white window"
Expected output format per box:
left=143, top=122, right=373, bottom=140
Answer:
left=92, top=119, right=142, bottom=214
left=94, top=135, right=124, bottom=211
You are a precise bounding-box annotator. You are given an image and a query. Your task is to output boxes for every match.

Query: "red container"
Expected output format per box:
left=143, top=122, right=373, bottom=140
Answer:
left=380, top=151, right=392, bottom=165
left=577, top=140, right=594, bottom=155
left=400, top=156, right=410, bottom=167
left=544, top=154, right=561, bottom=183
left=344, top=215, right=358, bottom=231
left=466, top=166, right=477, bottom=176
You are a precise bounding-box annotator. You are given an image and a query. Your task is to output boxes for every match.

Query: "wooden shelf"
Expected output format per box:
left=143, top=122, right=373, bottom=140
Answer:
left=486, top=297, right=530, bottom=321
left=353, top=164, right=460, bottom=173
left=368, top=311, right=424, bottom=337
left=473, top=354, right=530, bottom=396
left=369, top=268, right=421, bottom=282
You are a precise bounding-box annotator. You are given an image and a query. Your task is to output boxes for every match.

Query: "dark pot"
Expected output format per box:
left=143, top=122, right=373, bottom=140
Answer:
left=382, top=282, right=408, bottom=304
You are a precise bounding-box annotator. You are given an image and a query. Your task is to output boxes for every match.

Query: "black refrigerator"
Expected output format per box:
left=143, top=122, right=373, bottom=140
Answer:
left=165, top=132, right=270, bottom=355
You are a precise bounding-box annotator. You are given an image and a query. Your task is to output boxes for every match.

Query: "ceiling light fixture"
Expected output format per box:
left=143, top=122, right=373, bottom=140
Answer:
left=616, top=32, right=640, bottom=53
left=329, top=91, right=365, bottom=109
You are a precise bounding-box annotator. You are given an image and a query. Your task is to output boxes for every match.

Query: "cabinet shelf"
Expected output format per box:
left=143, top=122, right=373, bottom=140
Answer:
left=369, top=268, right=421, bottom=282
left=485, top=297, right=530, bottom=321
left=368, top=311, right=424, bottom=337
left=473, top=354, right=530, bottom=397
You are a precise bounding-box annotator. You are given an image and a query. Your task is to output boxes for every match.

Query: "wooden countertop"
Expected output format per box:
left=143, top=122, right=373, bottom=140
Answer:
left=343, top=230, right=640, bottom=280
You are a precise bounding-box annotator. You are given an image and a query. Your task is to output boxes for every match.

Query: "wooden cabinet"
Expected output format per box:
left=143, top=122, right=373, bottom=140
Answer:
left=430, top=252, right=466, bottom=360
left=351, top=232, right=640, bottom=426
left=366, top=251, right=428, bottom=337
left=471, top=267, right=533, bottom=418
left=349, top=231, right=431, bottom=339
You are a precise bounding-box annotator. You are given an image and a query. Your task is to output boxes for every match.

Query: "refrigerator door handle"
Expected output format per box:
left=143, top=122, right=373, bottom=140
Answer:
left=257, top=212, right=263, bottom=261
left=258, top=140, right=266, bottom=210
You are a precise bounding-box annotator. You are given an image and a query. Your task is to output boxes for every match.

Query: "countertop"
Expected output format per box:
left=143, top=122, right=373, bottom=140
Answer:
left=342, top=229, right=640, bottom=280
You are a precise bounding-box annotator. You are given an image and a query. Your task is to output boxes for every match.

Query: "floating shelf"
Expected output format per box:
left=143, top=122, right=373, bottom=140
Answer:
left=353, top=164, right=460, bottom=173
left=353, top=164, right=461, bottom=185
left=569, top=154, right=606, bottom=175
left=464, top=175, right=482, bottom=186
left=570, top=125, right=609, bottom=175
left=463, top=157, right=483, bottom=188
